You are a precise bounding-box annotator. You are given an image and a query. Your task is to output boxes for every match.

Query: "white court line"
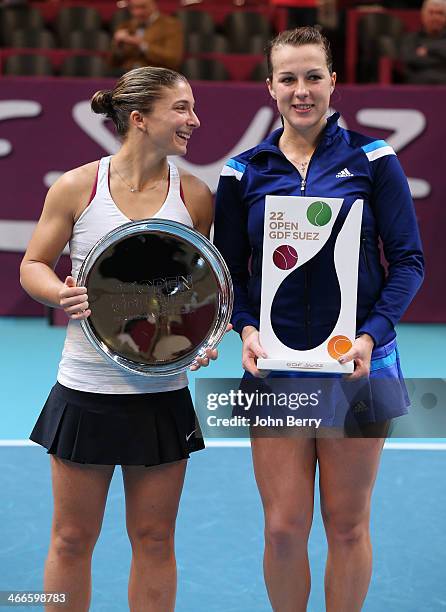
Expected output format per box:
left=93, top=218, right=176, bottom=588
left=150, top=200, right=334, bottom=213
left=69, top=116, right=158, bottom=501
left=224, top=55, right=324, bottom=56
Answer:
left=208, top=441, right=446, bottom=450
left=0, top=440, right=39, bottom=446
left=206, top=440, right=251, bottom=448
left=384, top=442, right=446, bottom=450
left=1, top=440, right=446, bottom=450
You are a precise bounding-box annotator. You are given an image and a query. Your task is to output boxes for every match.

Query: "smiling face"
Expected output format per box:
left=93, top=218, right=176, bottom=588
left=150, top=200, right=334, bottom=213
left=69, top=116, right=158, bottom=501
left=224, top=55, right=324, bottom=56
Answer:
left=132, top=80, right=200, bottom=156
left=267, top=43, right=336, bottom=138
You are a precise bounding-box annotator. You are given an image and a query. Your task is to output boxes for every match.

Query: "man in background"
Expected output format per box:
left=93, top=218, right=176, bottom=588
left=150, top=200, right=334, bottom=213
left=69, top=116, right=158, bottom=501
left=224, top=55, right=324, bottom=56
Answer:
left=110, top=0, right=183, bottom=73
left=400, top=0, right=446, bottom=83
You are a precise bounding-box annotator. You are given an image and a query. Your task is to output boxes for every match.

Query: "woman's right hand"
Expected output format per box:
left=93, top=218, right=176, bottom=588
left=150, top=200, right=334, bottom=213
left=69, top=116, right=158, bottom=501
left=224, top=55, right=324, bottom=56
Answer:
left=59, top=276, right=91, bottom=320
left=241, top=326, right=268, bottom=377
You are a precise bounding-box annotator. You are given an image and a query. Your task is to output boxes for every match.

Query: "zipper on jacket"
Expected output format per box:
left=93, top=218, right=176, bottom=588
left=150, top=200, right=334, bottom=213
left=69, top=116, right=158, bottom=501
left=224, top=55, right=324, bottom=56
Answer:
left=299, top=145, right=318, bottom=196
left=361, top=236, right=370, bottom=274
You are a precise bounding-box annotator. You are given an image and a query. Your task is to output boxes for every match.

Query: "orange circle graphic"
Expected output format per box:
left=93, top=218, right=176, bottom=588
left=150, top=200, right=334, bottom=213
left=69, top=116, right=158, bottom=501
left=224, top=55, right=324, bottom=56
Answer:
left=327, top=335, right=352, bottom=360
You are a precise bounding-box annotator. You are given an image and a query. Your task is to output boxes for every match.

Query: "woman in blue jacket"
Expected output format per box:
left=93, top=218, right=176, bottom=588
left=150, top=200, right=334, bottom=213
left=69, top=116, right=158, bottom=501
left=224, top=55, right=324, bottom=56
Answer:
left=214, top=27, right=424, bottom=611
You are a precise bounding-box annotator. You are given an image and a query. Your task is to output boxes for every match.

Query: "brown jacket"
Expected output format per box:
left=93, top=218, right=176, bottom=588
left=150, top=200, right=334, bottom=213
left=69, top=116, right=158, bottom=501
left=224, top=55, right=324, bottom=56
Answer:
left=110, top=13, right=184, bottom=72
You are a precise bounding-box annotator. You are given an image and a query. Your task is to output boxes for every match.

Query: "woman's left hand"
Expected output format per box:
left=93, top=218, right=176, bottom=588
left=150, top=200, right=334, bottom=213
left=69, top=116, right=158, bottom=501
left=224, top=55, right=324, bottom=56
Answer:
left=339, top=333, right=375, bottom=380
left=189, top=324, right=233, bottom=371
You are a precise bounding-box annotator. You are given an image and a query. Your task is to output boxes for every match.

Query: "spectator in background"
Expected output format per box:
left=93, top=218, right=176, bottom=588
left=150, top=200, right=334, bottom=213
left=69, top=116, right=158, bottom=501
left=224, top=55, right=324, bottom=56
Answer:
left=110, top=0, right=183, bottom=74
left=400, top=0, right=446, bottom=83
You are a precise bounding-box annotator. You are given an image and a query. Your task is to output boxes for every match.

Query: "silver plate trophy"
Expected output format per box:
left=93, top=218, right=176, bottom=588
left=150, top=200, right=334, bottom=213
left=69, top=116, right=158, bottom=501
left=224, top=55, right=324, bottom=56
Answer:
left=77, top=219, right=233, bottom=376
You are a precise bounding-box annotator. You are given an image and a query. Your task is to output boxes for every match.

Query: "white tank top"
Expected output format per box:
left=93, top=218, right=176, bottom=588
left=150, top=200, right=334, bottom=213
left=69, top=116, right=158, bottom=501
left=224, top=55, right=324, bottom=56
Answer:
left=57, top=156, right=194, bottom=394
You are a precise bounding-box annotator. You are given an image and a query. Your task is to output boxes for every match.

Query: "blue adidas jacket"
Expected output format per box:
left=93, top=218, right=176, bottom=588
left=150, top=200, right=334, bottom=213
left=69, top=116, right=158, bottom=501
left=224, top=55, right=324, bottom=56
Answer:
left=213, top=113, right=424, bottom=349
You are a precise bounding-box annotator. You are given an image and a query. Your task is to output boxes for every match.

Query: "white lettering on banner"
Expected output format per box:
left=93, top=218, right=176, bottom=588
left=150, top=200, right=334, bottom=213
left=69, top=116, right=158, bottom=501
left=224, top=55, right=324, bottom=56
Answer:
left=44, top=171, right=64, bottom=188
left=269, top=114, right=283, bottom=134
left=172, top=107, right=274, bottom=192
left=0, top=101, right=431, bottom=200
left=43, top=100, right=120, bottom=187
left=0, top=220, right=36, bottom=252
left=73, top=101, right=120, bottom=154
left=0, top=220, right=69, bottom=253
left=269, top=108, right=428, bottom=199
left=0, top=101, right=42, bottom=157
left=356, top=109, right=430, bottom=199
left=268, top=108, right=430, bottom=201
left=43, top=105, right=275, bottom=191
left=44, top=100, right=122, bottom=187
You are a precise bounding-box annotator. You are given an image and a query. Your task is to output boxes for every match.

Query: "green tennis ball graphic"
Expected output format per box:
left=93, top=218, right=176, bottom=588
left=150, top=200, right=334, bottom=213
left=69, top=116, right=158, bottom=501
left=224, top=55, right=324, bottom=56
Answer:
left=307, top=201, right=332, bottom=227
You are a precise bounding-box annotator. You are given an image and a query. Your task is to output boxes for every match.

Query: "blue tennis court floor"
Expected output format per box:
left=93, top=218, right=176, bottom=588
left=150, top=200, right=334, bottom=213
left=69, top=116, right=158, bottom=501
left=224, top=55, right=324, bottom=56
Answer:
left=1, top=445, right=446, bottom=611
left=1, top=318, right=445, bottom=611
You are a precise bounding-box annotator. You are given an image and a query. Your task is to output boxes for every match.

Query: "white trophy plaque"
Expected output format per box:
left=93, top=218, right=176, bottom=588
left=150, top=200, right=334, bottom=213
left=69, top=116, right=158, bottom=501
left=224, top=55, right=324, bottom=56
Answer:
left=257, top=196, right=363, bottom=374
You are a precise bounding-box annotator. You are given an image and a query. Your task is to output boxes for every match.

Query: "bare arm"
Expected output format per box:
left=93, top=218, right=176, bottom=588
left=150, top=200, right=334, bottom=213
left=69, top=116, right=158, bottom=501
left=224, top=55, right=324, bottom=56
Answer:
left=180, top=174, right=231, bottom=370
left=180, top=173, right=214, bottom=238
left=20, top=165, right=95, bottom=317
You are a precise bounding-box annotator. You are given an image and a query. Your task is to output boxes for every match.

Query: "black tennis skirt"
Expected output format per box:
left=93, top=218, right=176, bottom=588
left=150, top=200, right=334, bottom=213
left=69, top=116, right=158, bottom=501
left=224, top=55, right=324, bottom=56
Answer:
left=30, top=382, right=205, bottom=466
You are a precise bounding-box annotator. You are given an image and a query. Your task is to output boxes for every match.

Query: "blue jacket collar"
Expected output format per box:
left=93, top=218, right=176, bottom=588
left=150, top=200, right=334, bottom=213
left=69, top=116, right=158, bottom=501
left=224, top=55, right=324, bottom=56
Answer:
left=249, top=111, right=340, bottom=160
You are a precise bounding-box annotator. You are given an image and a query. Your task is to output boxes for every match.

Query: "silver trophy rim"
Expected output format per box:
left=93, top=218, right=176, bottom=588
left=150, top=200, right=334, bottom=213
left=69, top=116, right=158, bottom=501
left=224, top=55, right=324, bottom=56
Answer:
left=77, top=219, right=233, bottom=376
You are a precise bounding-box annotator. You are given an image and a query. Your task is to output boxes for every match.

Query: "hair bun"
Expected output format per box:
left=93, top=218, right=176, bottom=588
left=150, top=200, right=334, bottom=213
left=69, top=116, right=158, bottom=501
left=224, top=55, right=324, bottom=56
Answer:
left=91, top=89, right=114, bottom=116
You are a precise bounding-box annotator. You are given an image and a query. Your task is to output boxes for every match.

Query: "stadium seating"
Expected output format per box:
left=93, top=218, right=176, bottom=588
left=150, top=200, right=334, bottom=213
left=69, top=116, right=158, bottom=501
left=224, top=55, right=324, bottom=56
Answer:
left=357, top=12, right=404, bottom=82
left=345, top=7, right=421, bottom=83
left=250, top=59, right=269, bottom=82
left=0, top=6, right=44, bottom=46
left=177, top=10, right=215, bottom=36
left=186, top=33, right=228, bottom=54
left=181, top=57, right=229, bottom=80
left=222, top=11, right=271, bottom=53
left=4, top=53, right=53, bottom=76
left=67, top=30, right=111, bottom=53
left=0, top=2, right=279, bottom=81
left=60, top=54, right=108, bottom=77
left=55, top=6, right=103, bottom=41
left=10, top=28, right=55, bottom=49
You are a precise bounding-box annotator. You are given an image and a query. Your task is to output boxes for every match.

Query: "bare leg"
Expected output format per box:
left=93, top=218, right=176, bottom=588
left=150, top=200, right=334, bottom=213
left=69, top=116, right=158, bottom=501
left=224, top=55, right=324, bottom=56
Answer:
left=122, top=459, right=187, bottom=612
left=251, top=435, right=317, bottom=612
left=44, top=457, right=114, bottom=612
left=317, top=434, right=386, bottom=612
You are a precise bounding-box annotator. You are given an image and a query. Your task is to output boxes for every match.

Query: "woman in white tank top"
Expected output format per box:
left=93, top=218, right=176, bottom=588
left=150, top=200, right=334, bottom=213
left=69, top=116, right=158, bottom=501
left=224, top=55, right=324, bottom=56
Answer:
left=20, top=67, right=222, bottom=612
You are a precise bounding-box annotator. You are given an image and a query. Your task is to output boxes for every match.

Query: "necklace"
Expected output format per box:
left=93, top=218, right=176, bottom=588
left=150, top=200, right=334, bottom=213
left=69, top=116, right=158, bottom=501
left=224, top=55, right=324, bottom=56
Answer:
left=112, top=160, right=166, bottom=193
left=297, top=159, right=309, bottom=177
left=279, top=139, right=314, bottom=178
left=288, top=157, right=311, bottom=178
left=112, top=162, right=140, bottom=192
